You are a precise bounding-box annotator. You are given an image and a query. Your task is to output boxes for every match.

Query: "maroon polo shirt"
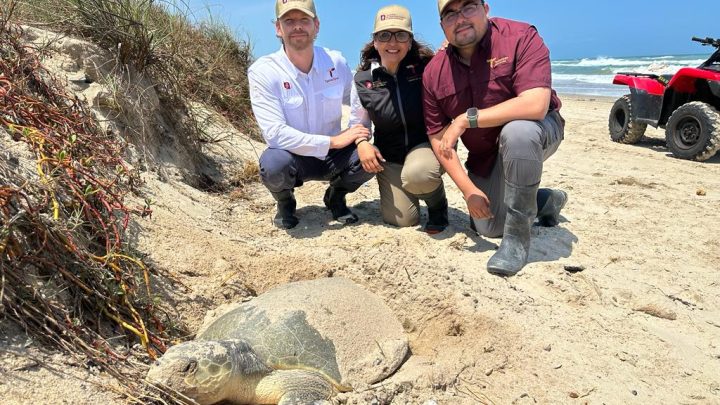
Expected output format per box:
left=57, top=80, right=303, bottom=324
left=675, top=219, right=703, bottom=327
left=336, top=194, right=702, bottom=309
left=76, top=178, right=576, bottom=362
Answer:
left=423, top=17, right=562, bottom=178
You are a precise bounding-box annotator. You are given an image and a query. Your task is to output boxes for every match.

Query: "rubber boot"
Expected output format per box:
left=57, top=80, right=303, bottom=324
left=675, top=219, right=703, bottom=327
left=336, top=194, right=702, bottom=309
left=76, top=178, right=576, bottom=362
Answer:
left=271, top=190, right=299, bottom=229
left=417, top=186, right=448, bottom=234
left=323, top=185, right=358, bottom=224
left=487, top=182, right=539, bottom=277
left=536, top=188, right=568, bottom=227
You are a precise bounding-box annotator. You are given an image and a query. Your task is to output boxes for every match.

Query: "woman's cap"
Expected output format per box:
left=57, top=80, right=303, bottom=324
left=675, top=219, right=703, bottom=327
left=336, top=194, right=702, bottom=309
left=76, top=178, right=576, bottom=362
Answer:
left=373, top=5, right=413, bottom=34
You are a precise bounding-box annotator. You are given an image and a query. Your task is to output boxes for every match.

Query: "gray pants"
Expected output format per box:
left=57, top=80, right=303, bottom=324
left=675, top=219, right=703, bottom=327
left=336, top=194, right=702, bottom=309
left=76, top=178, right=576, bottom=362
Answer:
left=470, top=110, right=564, bottom=237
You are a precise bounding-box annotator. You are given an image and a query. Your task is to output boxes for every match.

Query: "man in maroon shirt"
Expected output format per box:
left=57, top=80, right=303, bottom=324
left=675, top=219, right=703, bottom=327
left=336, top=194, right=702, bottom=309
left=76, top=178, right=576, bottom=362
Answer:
left=423, top=0, right=568, bottom=276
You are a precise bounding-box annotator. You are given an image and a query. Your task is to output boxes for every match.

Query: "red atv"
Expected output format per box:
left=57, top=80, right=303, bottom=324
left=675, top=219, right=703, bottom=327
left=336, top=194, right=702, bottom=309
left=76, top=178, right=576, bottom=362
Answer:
left=609, top=37, right=720, bottom=161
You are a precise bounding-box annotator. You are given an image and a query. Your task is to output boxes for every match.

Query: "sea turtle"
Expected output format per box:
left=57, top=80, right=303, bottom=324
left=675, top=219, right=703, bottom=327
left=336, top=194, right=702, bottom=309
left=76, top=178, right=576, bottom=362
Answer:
left=146, top=277, right=408, bottom=404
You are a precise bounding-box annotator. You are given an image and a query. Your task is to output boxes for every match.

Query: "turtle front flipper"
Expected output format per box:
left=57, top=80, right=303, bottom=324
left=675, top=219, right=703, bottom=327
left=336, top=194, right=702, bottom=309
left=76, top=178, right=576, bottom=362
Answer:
left=255, top=369, right=334, bottom=405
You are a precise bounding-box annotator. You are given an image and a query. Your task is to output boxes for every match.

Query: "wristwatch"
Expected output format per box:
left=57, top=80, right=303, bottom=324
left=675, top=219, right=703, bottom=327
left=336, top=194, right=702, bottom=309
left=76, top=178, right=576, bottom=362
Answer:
left=466, top=107, right=479, bottom=128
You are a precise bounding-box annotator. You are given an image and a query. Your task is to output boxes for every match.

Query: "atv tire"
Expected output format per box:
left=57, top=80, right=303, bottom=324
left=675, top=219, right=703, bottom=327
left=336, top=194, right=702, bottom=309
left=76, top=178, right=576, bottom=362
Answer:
left=609, top=95, right=647, bottom=144
left=665, top=101, right=720, bottom=161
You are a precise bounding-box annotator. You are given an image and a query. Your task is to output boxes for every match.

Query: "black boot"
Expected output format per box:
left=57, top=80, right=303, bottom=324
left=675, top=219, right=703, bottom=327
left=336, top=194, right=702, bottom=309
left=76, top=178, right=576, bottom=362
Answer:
left=487, top=182, right=539, bottom=277
left=271, top=190, right=299, bottom=229
left=417, top=186, right=448, bottom=234
left=323, top=185, right=358, bottom=224
left=536, top=188, right=568, bottom=227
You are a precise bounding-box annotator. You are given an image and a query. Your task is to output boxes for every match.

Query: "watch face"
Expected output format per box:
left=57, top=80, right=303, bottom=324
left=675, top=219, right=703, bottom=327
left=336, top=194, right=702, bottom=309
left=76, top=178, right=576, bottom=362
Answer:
left=467, top=107, right=478, bottom=117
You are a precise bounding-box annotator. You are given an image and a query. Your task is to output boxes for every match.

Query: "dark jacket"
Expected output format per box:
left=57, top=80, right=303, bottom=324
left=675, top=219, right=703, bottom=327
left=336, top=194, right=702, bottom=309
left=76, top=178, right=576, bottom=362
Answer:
left=353, top=61, right=428, bottom=164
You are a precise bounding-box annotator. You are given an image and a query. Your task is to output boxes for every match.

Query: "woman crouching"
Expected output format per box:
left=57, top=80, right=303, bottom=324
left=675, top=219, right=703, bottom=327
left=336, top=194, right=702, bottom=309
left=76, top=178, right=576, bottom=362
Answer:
left=349, top=5, right=448, bottom=234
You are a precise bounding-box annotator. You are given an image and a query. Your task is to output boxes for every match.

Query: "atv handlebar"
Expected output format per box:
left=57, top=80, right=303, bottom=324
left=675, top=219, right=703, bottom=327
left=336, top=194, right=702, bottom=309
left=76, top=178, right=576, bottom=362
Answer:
left=692, top=36, right=720, bottom=48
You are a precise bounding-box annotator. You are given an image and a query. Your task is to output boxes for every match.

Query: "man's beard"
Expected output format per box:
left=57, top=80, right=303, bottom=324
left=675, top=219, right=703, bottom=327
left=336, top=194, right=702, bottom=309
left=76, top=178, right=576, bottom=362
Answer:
left=452, top=24, right=478, bottom=48
left=285, top=32, right=314, bottom=51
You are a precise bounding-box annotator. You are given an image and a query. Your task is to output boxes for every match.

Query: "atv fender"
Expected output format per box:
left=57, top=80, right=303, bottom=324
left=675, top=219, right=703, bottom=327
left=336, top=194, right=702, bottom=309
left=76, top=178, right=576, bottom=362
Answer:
left=612, top=75, right=666, bottom=95
left=612, top=75, right=663, bottom=126
left=667, top=68, right=720, bottom=94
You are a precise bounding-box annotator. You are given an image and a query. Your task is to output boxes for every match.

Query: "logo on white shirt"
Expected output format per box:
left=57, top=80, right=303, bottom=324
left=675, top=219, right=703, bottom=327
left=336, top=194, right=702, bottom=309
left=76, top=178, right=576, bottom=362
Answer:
left=283, top=81, right=291, bottom=90
left=326, top=68, right=339, bottom=83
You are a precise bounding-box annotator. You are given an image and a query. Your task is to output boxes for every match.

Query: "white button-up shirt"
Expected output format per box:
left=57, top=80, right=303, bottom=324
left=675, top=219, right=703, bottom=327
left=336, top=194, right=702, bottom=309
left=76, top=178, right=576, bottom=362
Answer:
left=348, top=61, right=381, bottom=136
left=248, top=46, right=352, bottom=158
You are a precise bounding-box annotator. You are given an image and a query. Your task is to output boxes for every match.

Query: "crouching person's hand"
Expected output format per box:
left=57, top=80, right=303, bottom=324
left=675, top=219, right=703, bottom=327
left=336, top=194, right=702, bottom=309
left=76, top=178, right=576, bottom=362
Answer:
left=357, top=141, right=385, bottom=173
left=330, top=125, right=370, bottom=149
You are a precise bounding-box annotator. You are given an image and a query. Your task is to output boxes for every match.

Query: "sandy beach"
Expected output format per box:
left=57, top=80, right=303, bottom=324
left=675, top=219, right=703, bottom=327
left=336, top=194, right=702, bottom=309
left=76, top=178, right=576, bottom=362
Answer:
left=1, top=28, right=719, bottom=404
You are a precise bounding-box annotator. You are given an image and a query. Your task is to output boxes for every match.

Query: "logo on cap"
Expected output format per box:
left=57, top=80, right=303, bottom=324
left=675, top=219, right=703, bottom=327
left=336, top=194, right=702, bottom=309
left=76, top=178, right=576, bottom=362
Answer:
left=384, top=14, right=405, bottom=21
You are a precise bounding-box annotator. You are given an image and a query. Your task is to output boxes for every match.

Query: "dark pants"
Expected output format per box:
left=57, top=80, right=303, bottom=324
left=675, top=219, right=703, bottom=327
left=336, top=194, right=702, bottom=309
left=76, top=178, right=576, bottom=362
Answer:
left=259, top=145, right=374, bottom=193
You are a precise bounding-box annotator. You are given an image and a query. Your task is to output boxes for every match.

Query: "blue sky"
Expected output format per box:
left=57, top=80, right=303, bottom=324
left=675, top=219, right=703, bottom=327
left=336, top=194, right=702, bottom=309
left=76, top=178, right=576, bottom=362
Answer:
left=185, top=0, right=720, bottom=66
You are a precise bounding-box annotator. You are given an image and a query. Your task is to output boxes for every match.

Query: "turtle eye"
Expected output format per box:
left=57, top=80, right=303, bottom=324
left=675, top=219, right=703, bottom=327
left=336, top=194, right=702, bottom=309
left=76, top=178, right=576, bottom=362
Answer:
left=183, top=360, right=198, bottom=374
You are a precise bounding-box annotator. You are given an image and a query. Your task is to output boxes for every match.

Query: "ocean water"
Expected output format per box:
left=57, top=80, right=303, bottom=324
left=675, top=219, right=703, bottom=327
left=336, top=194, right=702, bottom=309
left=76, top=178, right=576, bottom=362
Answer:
left=552, top=53, right=709, bottom=98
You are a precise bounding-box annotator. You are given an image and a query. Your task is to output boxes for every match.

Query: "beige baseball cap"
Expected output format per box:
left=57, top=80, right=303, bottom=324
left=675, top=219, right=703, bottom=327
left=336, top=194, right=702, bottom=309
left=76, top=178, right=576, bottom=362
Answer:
left=276, top=0, right=316, bottom=19
left=437, top=0, right=453, bottom=15
left=373, top=5, right=413, bottom=34
left=438, top=0, right=485, bottom=15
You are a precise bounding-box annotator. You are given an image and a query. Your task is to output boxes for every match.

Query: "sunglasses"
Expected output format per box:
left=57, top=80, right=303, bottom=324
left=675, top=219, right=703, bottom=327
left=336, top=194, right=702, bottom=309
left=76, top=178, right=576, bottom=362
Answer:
left=441, top=2, right=481, bottom=26
left=374, top=31, right=412, bottom=43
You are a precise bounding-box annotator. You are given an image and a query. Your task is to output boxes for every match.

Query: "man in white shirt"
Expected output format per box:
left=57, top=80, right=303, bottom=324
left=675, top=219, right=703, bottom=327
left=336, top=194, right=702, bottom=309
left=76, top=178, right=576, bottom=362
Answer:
left=248, top=0, right=373, bottom=229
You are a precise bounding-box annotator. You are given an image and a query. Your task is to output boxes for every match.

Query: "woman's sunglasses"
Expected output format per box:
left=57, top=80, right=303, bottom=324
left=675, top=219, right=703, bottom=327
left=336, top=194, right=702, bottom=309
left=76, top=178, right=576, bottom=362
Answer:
left=374, top=31, right=412, bottom=43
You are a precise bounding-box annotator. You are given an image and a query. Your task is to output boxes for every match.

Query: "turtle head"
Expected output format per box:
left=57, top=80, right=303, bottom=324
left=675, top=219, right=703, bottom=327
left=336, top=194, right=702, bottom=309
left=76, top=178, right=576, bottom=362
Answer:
left=147, top=340, right=240, bottom=404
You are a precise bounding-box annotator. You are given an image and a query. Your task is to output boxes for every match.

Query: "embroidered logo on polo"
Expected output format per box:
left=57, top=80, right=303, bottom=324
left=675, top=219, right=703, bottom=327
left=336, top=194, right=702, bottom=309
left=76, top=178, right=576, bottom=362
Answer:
left=283, top=82, right=291, bottom=90
left=487, top=56, right=509, bottom=69
left=325, top=67, right=339, bottom=83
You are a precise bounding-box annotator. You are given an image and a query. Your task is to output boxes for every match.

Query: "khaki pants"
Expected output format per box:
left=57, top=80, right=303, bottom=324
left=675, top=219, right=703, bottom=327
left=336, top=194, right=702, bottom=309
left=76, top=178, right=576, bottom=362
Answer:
left=377, top=143, right=444, bottom=227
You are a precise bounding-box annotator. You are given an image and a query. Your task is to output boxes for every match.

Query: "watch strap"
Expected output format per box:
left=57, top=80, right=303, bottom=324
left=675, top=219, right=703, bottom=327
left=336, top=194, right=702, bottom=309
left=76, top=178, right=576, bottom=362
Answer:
left=467, top=108, right=478, bottom=128
left=468, top=115, right=478, bottom=128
